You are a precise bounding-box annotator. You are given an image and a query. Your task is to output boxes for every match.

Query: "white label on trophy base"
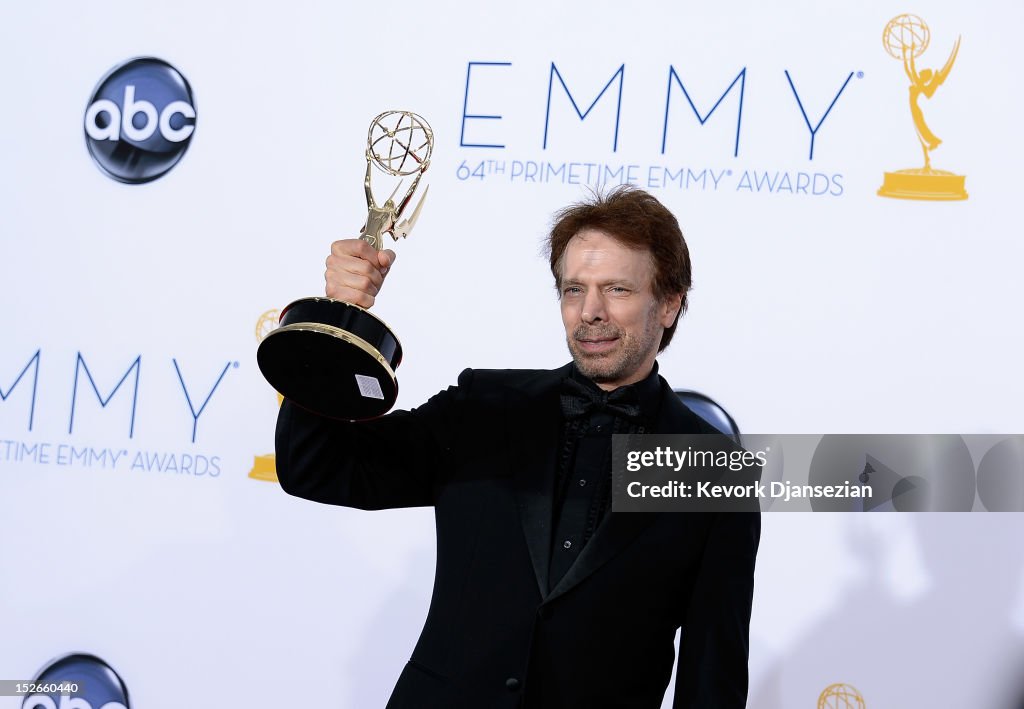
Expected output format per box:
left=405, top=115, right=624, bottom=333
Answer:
left=355, top=374, right=385, bottom=400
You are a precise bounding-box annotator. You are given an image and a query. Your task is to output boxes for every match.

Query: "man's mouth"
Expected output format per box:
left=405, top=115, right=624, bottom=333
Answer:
left=576, top=336, right=619, bottom=354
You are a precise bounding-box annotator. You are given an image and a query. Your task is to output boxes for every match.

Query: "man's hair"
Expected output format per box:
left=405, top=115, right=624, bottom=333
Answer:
left=545, top=185, right=692, bottom=351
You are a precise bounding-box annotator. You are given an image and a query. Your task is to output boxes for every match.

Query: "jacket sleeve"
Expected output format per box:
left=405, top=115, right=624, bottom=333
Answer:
left=274, top=368, right=472, bottom=510
left=673, top=509, right=761, bottom=708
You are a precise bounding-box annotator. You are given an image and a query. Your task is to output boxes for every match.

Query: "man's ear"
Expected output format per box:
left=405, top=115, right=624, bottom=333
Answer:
left=660, top=292, right=683, bottom=328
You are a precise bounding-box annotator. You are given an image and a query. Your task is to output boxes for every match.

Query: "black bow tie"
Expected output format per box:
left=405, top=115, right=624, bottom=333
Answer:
left=560, top=377, right=642, bottom=421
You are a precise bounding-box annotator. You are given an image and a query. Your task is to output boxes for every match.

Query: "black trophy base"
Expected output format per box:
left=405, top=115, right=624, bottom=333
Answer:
left=256, top=297, right=403, bottom=420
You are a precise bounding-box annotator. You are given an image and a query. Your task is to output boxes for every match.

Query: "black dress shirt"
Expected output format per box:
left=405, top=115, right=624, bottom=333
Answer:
left=548, top=363, right=663, bottom=590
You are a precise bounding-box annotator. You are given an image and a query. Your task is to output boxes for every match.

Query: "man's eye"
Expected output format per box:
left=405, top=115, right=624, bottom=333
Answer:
left=564, top=286, right=583, bottom=295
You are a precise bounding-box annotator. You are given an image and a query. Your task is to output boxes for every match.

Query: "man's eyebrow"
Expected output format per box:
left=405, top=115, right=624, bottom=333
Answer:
left=560, top=277, right=639, bottom=288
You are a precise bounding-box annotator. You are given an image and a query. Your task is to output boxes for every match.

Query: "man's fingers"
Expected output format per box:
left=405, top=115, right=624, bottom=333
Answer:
left=326, top=253, right=384, bottom=291
left=324, top=238, right=395, bottom=306
left=325, top=268, right=379, bottom=297
left=378, top=249, right=397, bottom=274
left=324, top=283, right=375, bottom=310
left=330, top=238, right=378, bottom=262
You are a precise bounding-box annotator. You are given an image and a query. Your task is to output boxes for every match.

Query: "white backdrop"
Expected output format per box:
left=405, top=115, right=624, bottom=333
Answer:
left=2, top=1, right=1023, bottom=707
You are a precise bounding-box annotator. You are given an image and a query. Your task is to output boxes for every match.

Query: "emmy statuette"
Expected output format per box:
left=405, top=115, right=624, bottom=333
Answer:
left=257, top=111, right=433, bottom=419
left=877, top=15, right=967, bottom=201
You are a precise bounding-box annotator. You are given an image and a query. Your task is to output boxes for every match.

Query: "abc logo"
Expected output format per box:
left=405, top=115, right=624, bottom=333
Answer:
left=84, top=57, right=196, bottom=184
left=23, top=653, right=129, bottom=709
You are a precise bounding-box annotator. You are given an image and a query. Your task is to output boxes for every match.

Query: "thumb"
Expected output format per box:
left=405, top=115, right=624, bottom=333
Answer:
left=379, top=249, right=397, bottom=274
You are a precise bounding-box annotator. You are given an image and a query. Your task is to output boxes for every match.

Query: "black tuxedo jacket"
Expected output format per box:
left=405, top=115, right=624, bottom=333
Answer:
left=275, top=364, right=760, bottom=708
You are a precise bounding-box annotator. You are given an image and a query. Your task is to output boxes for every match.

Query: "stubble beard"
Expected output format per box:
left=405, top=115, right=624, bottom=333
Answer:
left=567, top=306, right=662, bottom=386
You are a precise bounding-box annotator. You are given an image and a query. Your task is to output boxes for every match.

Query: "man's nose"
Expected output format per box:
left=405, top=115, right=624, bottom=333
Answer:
left=581, top=290, right=606, bottom=323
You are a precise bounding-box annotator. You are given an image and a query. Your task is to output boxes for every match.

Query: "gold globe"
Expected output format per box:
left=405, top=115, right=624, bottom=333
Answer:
left=367, top=110, right=433, bottom=176
left=883, top=14, right=930, bottom=60
left=818, top=683, right=866, bottom=709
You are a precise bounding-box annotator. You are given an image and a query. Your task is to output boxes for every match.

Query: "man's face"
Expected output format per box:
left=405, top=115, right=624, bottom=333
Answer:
left=559, top=229, right=681, bottom=391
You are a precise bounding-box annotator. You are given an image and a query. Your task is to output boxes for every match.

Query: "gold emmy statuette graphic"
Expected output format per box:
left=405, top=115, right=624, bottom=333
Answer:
left=250, top=309, right=282, bottom=482
left=878, top=14, right=967, bottom=200
left=818, top=683, right=866, bottom=709
left=256, top=110, right=432, bottom=419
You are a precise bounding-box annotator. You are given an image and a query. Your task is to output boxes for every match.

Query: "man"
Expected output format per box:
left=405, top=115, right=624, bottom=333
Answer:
left=276, top=186, right=760, bottom=708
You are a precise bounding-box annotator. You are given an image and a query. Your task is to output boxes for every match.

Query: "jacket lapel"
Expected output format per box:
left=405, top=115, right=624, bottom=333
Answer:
left=544, top=376, right=708, bottom=604
left=509, top=364, right=572, bottom=600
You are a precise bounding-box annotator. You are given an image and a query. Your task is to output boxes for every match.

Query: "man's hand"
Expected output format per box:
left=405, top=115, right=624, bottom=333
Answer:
left=325, top=238, right=396, bottom=309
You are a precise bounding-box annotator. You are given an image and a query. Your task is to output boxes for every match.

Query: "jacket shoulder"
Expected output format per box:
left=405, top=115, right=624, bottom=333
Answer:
left=457, top=365, right=570, bottom=389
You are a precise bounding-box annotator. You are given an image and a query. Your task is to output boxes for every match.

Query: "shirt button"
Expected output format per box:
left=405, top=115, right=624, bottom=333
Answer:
left=506, top=677, right=521, bottom=691
left=595, top=425, right=603, bottom=432
left=563, top=540, right=572, bottom=549
left=578, top=479, right=587, bottom=487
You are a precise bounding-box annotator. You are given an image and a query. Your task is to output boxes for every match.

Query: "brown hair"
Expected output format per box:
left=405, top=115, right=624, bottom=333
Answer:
left=546, top=185, right=692, bottom=350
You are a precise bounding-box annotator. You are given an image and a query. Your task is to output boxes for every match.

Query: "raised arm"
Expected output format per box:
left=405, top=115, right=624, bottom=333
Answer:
left=364, top=159, right=377, bottom=208
left=902, top=43, right=918, bottom=85
left=274, top=234, right=454, bottom=510
left=275, top=369, right=470, bottom=510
